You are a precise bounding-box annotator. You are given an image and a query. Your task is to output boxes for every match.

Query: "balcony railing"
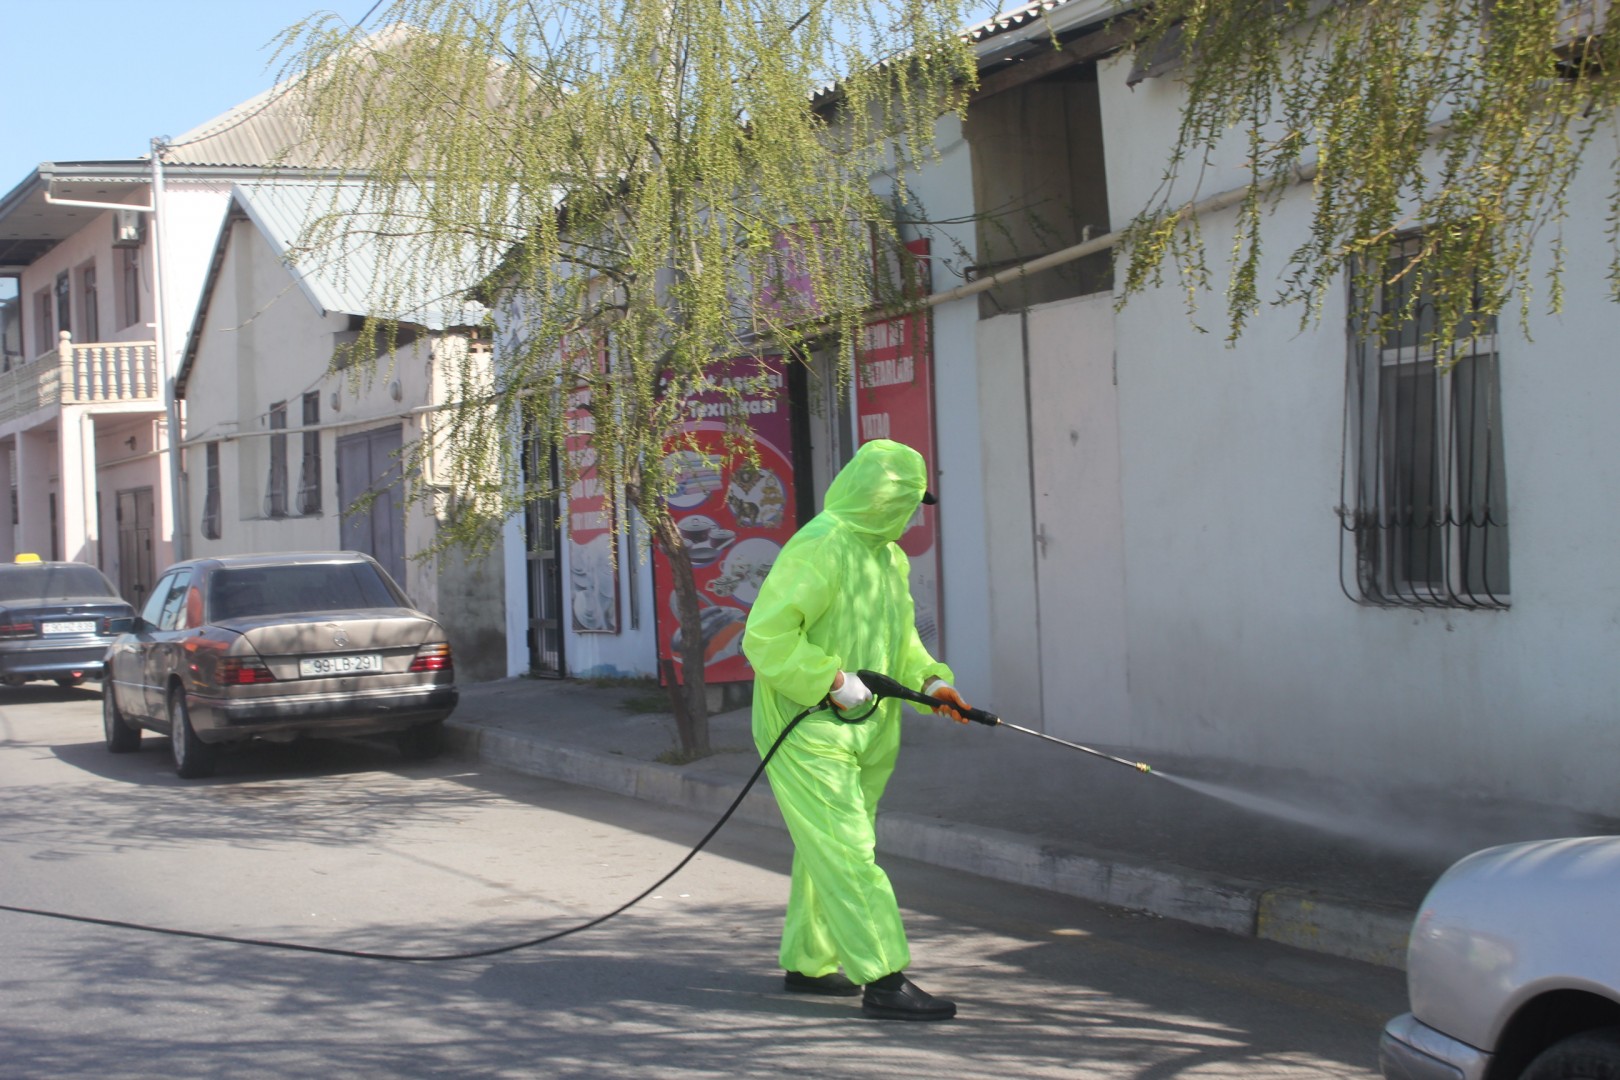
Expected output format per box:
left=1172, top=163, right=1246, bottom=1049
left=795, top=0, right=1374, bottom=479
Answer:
left=0, top=331, right=160, bottom=424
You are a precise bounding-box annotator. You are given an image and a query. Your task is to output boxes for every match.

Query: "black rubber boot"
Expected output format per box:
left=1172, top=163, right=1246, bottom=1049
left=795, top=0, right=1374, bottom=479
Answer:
left=860, top=972, right=957, bottom=1021
left=784, top=970, right=862, bottom=996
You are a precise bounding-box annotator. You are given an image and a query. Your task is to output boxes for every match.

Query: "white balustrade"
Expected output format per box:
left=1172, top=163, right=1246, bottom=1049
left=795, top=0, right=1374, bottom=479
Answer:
left=0, top=332, right=160, bottom=423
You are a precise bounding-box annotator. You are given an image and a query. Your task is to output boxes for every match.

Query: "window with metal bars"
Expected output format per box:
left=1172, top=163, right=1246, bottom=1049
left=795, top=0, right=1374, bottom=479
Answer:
left=201, top=442, right=221, bottom=540
left=1340, top=236, right=1510, bottom=608
left=265, top=402, right=289, bottom=518
left=297, top=391, right=321, bottom=515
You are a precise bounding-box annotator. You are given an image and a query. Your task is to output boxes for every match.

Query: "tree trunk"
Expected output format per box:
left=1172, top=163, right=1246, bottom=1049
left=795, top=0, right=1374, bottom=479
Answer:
left=651, top=506, right=711, bottom=755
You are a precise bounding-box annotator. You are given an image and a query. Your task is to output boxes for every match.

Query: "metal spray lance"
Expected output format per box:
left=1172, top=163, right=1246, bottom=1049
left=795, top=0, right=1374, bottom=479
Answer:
left=855, top=670, right=1155, bottom=774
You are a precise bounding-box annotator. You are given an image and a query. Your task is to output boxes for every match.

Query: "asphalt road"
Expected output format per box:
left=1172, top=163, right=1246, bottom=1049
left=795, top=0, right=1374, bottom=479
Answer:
left=0, top=685, right=1407, bottom=1079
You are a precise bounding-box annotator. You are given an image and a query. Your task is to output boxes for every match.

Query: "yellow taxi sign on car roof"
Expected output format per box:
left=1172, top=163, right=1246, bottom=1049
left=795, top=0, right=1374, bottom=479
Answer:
left=13, top=553, right=42, bottom=563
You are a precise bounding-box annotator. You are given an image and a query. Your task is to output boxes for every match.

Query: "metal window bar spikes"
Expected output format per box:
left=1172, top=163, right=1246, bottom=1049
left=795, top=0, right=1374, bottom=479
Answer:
left=1339, top=243, right=1509, bottom=610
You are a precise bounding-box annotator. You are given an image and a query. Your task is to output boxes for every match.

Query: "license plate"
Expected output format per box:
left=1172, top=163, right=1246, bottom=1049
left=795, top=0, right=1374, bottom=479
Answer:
left=43, top=621, right=97, bottom=635
left=298, top=653, right=383, bottom=677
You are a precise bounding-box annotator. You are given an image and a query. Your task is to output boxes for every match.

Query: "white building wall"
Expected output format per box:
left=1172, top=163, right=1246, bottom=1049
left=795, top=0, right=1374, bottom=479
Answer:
left=1088, top=53, right=1620, bottom=812
left=185, top=214, right=509, bottom=681
left=5, top=192, right=178, bottom=580
left=186, top=223, right=450, bottom=609
left=974, top=312, right=1042, bottom=726
left=886, top=113, right=995, bottom=699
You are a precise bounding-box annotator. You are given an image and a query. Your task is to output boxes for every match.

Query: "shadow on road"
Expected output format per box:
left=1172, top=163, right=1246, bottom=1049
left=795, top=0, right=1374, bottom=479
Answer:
left=3, top=716, right=1402, bottom=1079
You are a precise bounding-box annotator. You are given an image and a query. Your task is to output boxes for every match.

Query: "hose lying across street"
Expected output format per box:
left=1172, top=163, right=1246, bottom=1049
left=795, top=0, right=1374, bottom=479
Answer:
left=1, top=674, right=1153, bottom=962
left=0, top=703, right=822, bottom=963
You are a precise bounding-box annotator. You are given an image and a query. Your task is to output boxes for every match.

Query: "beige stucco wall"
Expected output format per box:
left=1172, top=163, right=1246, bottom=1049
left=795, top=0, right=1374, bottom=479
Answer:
left=182, top=214, right=507, bottom=679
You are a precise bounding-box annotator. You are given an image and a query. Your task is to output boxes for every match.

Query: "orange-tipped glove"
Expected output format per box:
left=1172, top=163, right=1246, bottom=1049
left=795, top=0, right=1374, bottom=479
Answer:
left=924, top=678, right=971, bottom=724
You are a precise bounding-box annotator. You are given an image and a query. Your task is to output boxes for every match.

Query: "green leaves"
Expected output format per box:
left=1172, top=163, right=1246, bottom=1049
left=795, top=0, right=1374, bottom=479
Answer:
left=278, top=0, right=974, bottom=552
left=1118, top=0, right=1620, bottom=351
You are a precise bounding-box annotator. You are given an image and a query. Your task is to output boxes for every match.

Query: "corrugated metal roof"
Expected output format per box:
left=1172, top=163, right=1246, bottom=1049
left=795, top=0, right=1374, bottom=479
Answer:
left=158, top=79, right=334, bottom=169
left=159, top=26, right=421, bottom=169
left=234, top=180, right=493, bottom=330
left=811, top=0, right=1119, bottom=100
left=967, top=0, right=1120, bottom=53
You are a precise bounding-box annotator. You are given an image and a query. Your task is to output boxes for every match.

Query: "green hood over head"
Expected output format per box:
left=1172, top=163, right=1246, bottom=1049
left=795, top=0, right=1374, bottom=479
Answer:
left=821, top=439, right=929, bottom=542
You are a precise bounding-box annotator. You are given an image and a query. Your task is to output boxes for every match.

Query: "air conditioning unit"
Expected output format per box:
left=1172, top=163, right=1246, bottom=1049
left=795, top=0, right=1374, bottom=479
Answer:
left=112, top=208, right=146, bottom=248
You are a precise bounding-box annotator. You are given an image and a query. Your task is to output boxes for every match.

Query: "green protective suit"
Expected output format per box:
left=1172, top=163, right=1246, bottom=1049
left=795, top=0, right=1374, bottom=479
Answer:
left=742, top=439, right=953, bottom=985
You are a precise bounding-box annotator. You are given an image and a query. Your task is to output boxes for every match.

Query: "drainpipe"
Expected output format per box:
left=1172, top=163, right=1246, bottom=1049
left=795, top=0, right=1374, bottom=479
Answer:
left=150, top=137, right=189, bottom=562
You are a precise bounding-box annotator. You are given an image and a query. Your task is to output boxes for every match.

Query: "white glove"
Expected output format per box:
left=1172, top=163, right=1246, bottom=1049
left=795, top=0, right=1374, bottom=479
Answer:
left=829, top=670, right=874, bottom=710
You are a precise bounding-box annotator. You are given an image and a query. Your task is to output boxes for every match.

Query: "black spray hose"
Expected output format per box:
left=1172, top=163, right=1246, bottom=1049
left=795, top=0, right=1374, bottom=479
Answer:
left=0, top=699, right=829, bottom=964
left=0, top=674, right=1150, bottom=962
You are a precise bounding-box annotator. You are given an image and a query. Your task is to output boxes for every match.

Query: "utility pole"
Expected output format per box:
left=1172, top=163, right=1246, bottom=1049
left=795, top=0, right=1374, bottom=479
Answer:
left=149, top=136, right=188, bottom=562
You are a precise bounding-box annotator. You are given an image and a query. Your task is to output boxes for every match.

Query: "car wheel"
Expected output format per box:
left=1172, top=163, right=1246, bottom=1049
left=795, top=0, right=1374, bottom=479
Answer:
left=168, top=686, right=218, bottom=779
left=397, top=721, right=444, bottom=761
left=103, top=683, right=141, bottom=753
left=1523, top=1028, right=1620, bottom=1080
left=56, top=676, right=84, bottom=689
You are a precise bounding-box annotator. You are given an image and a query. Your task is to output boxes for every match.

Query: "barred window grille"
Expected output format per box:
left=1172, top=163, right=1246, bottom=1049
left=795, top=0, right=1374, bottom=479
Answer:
left=201, top=442, right=222, bottom=540
left=1340, top=236, right=1510, bottom=608
left=265, top=401, right=288, bottom=518
left=297, top=391, right=321, bottom=515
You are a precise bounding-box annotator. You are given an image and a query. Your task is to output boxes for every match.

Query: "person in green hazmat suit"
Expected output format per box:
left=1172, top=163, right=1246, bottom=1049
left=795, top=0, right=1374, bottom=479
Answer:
left=741, top=438, right=973, bottom=1022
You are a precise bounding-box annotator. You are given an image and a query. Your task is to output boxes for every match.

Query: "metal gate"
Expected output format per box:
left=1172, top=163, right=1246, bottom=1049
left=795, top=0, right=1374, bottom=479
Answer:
left=522, top=437, right=564, bottom=677
left=336, top=425, right=406, bottom=589
left=115, top=486, right=155, bottom=609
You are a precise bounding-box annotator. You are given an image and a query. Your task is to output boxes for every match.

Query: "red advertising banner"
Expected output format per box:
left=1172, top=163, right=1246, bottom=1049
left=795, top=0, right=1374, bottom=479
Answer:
left=563, top=335, right=619, bottom=634
left=653, top=356, right=799, bottom=684
left=855, top=239, right=942, bottom=654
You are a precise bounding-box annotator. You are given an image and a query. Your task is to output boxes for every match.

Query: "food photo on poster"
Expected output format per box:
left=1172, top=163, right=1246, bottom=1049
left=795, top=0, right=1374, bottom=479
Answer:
left=654, top=357, right=800, bottom=685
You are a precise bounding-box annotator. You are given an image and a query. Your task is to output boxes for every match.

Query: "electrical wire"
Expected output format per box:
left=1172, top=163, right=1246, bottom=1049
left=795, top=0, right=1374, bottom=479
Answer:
left=0, top=702, right=828, bottom=964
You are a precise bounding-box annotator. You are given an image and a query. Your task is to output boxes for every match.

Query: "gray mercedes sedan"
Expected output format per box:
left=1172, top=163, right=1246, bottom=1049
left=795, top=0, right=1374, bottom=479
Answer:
left=102, top=552, right=458, bottom=778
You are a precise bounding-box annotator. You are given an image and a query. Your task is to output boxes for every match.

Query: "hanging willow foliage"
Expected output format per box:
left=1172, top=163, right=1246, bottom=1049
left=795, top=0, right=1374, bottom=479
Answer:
left=1117, top=0, right=1620, bottom=348
left=275, top=0, right=975, bottom=744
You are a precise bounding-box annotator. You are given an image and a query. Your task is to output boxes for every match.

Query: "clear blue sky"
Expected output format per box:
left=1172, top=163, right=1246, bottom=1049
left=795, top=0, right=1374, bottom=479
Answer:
left=0, top=0, right=378, bottom=193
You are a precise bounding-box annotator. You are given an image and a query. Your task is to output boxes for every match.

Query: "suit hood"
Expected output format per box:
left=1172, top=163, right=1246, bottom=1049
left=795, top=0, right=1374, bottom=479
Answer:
left=821, top=440, right=929, bottom=543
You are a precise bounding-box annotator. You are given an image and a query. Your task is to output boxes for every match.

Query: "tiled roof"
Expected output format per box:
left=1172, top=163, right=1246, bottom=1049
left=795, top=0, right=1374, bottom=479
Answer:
left=965, top=0, right=1113, bottom=44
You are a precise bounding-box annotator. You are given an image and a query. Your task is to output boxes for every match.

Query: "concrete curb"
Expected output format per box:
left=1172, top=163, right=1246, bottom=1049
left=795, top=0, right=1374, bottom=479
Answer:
left=446, top=720, right=1413, bottom=970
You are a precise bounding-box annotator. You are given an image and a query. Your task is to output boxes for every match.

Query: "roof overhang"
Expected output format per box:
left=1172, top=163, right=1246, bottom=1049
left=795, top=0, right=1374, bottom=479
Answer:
left=0, top=161, right=346, bottom=269
left=0, top=163, right=155, bottom=267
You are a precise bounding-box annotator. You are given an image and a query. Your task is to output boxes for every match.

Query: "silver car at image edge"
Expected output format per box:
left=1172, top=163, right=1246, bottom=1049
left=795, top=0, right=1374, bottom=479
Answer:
left=1381, top=836, right=1620, bottom=1080
left=102, top=551, right=458, bottom=778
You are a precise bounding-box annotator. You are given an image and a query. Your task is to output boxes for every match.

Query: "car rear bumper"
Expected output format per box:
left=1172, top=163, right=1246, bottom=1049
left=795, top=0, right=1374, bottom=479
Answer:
left=1381, top=1013, right=1491, bottom=1080
left=189, top=683, right=458, bottom=741
left=0, top=639, right=111, bottom=680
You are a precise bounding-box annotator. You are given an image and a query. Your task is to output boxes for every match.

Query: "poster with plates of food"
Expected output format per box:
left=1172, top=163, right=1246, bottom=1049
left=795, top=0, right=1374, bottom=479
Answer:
left=654, top=355, right=799, bottom=684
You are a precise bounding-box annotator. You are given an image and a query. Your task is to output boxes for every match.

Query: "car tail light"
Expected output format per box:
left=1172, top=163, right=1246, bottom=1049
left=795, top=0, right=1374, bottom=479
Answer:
left=409, top=643, right=453, bottom=674
left=0, top=621, right=35, bottom=639
left=217, top=656, right=276, bottom=685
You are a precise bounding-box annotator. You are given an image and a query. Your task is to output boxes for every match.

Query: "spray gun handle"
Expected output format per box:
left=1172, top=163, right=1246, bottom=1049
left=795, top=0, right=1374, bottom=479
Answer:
left=960, top=705, right=1001, bottom=726
left=856, top=670, right=1001, bottom=726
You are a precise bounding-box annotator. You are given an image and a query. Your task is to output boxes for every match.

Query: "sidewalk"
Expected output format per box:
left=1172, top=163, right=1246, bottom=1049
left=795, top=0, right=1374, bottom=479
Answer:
left=445, top=676, right=1620, bottom=971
